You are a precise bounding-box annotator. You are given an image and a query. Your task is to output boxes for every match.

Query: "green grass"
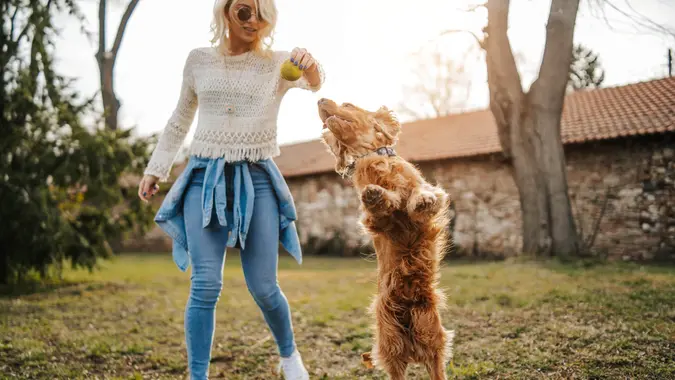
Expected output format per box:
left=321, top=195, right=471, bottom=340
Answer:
left=1, top=253, right=674, bottom=379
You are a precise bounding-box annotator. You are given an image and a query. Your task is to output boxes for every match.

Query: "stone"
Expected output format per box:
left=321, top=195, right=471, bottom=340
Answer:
left=604, top=174, right=621, bottom=187
left=618, top=188, right=642, bottom=198
left=648, top=204, right=659, bottom=214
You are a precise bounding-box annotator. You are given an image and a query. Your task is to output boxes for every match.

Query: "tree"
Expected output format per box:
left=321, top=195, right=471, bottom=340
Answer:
left=475, top=0, right=674, bottom=258
left=568, top=44, right=605, bottom=92
left=396, top=43, right=477, bottom=120
left=0, top=0, right=154, bottom=284
left=478, top=0, right=583, bottom=258
left=97, top=0, right=140, bottom=130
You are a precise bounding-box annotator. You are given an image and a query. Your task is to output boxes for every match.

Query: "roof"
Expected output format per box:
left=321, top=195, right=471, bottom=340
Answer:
left=275, top=76, right=675, bottom=178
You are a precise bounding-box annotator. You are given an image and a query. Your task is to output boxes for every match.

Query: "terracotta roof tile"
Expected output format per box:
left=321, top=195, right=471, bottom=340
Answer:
left=276, top=77, right=675, bottom=178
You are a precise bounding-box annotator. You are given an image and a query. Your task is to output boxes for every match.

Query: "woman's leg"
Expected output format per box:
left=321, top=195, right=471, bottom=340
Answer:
left=183, top=170, right=228, bottom=379
left=240, top=165, right=296, bottom=358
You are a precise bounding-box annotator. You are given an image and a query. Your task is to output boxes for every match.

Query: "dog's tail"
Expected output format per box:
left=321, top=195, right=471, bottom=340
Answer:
left=361, top=351, right=375, bottom=369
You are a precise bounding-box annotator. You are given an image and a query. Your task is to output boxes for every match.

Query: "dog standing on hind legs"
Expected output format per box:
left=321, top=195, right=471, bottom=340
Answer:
left=317, top=98, right=455, bottom=380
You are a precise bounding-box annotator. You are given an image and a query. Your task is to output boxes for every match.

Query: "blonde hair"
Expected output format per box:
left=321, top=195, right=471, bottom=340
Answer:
left=210, top=0, right=277, bottom=57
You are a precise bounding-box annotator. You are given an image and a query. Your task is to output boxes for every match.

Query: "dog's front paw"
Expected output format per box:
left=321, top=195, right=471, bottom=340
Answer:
left=362, top=184, right=385, bottom=206
left=408, top=190, right=440, bottom=216
left=416, top=192, right=438, bottom=212
left=361, top=184, right=401, bottom=214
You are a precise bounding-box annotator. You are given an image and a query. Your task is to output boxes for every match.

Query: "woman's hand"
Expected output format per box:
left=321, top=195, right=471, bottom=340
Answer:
left=290, top=47, right=317, bottom=72
left=138, top=174, right=160, bottom=202
left=290, top=47, right=321, bottom=88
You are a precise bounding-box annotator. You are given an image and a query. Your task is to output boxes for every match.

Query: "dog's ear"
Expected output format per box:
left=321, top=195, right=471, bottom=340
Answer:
left=321, top=129, right=355, bottom=175
left=373, top=106, right=401, bottom=143
left=334, top=141, right=354, bottom=175
left=326, top=116, right=359, bottom=146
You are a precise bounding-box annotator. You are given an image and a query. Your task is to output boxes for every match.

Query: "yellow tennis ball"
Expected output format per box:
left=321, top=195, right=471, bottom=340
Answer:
left=280, top=59, right=303, bottom=81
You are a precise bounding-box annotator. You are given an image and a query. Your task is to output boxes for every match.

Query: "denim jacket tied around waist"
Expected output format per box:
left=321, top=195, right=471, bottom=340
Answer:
left=153, top=155, right=303, bottom=271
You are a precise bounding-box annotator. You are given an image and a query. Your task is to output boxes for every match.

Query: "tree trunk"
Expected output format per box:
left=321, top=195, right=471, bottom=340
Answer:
left=510, top=104, right=553, bottom=254
left=0, top=254, right=8, bottom=285
left=485, top=0, right=581, bottom=257
left=99, top=56, right=120, bottom=131
left=531, top=103, right=580, bottom=257
left=97, top=0, right=139, bottom=131
left=528, top=0, right=581, bottom=258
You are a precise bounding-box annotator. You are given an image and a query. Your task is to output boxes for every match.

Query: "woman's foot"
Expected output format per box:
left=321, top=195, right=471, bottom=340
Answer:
left=278, top=349, right=309, bottom=379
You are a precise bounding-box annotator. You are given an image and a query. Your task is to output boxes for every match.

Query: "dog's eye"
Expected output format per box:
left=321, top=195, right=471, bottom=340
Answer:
left=342, top=103, right=355, bottom=108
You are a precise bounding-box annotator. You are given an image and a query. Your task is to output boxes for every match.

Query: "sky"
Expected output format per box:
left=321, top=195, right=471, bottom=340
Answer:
left=53, top=0, right=675, bottom=147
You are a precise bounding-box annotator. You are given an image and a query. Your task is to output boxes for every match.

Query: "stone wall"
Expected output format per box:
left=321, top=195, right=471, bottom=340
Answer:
left=120, top=134, right=674, bottom=261
left=565, top=136, right=674, bottom=260
left=286, top=134, right=674, bottom=261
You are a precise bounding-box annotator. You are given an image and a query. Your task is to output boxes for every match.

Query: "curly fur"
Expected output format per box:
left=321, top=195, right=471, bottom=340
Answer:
left=317, top=98, right=455, bottom=380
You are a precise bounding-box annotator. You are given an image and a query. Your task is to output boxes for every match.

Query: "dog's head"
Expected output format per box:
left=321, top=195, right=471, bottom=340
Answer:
left=317, top=98, right=401, bottom=175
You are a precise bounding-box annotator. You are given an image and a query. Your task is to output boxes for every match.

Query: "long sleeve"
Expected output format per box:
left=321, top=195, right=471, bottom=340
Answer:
left=144, top=50, right=199, bottom=181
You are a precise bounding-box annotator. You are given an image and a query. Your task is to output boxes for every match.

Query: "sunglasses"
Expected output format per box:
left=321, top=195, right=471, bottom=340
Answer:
left=234, top=5, right=262, bottom=23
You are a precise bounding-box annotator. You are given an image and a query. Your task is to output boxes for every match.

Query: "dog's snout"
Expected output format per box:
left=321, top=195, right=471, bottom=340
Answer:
left=318, top=98, right=327, bottom=105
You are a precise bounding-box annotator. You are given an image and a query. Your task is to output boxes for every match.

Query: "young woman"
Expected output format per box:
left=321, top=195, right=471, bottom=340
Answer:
left=137, top=0, right=324, bottom=378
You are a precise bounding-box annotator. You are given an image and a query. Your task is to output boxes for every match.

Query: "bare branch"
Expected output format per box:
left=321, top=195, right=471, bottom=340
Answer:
left=3, top=10, right=32, bottom=69
left=111, top=0, right=140, bottom=60
left=606, top=0, right=675, bottom=38
left=484, top=0, right=525, bottom=157
left=396, top=44, right=475, bottom=120
left=98, top=0, right=106, bottom=58
left=456, top=2, right=487, bottom=13
left=428, top=90, right=442, bottom=118
left=396, top=101, right=427, bottom=121
left=485, top=0, right=523, bottom=101
left=440, top=29, right=485, bottom=49
left=584, top=0, right=675, bottom=40
left=9, top=5, right=20, bottom=39
left=529, top=0, right=581, bottom=109
left=584, top=187, right=611, bottom=251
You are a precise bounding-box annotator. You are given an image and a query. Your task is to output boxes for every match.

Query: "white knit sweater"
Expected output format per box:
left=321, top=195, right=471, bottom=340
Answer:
left=144, top=47, right=325, bottom=181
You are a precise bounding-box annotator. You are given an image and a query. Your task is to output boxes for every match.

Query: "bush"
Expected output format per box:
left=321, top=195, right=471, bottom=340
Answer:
left=0, top=0, right=155, bottom=284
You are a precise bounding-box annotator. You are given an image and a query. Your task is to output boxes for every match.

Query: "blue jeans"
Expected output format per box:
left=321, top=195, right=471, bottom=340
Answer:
left=183, top=164, right=296, bottom=379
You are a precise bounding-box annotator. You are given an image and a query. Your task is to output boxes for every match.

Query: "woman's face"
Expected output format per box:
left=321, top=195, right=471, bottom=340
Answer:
left=226, top=0, right=266, bottom=44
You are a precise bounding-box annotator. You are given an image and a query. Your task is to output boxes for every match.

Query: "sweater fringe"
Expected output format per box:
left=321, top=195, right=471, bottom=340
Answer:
left=188, top=141, right=280, bottom=163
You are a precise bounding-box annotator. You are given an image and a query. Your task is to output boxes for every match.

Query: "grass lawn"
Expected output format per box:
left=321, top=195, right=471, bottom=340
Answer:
left=1, top=253, right=674, bottom=379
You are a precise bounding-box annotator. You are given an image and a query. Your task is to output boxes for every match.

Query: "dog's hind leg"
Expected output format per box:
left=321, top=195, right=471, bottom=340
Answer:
left=424, top=355, right=447, bottom=380
left=411, top=306, right=449, bottom=379
left=381, top=358, right=408, bottom=380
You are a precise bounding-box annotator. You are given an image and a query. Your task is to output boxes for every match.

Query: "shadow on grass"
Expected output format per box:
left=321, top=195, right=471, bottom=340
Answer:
left=544, top=257, right=675, bottom=276
left=489, top=253, right=675, bottom=275
left=0, top=279, right=86, bottom=298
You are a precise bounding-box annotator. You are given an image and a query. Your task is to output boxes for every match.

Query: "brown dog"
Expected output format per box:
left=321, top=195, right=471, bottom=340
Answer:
left=317, top=98, right=454, bottom=380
